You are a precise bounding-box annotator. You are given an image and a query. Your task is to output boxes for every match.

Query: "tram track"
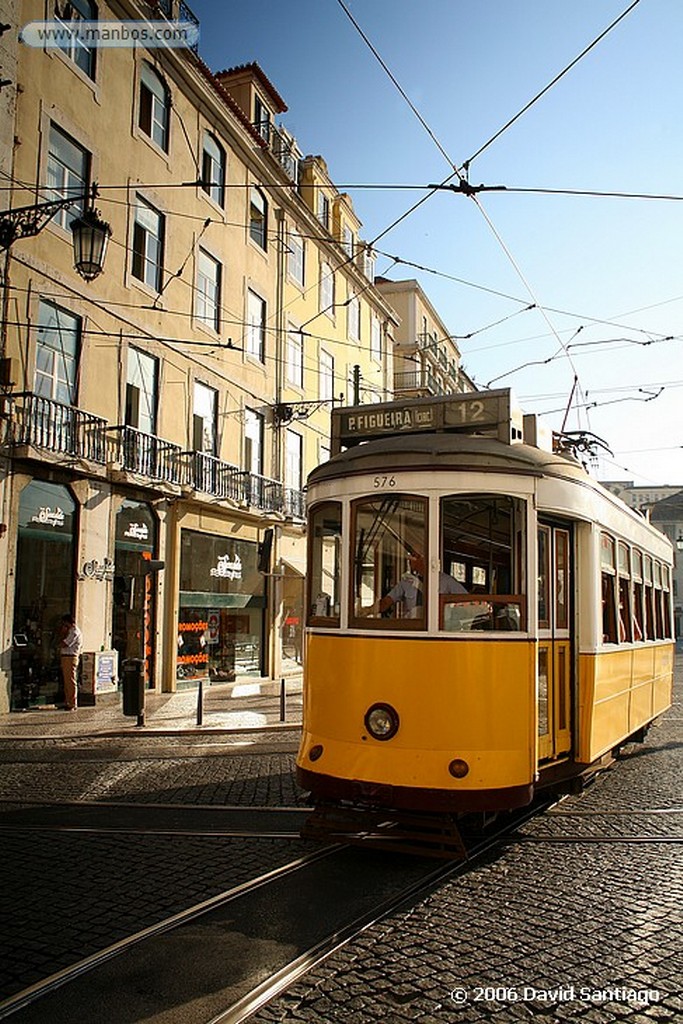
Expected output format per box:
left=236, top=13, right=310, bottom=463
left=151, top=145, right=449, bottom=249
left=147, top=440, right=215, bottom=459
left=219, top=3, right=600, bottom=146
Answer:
left=0, top=798, right=554, bottom=1024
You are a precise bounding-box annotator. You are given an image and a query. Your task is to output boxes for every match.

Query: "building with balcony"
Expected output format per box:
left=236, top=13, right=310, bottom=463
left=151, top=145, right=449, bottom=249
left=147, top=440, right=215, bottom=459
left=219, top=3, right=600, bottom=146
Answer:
left=0, top=0, right=398, bottom=712
left=375, top=277, right=473, bottom=400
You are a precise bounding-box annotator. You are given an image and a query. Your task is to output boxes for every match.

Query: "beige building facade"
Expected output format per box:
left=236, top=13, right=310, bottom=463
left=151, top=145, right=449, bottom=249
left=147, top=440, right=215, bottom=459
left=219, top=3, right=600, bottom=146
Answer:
left=0, top=0, right=400, bottom=712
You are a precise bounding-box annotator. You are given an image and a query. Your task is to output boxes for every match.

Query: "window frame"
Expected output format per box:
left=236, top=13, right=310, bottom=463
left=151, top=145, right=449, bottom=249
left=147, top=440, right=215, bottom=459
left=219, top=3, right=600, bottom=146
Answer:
left=201, top=132, right=226, bottom=208
left=47, top=122, right=90, bottom=231
left=34, top=299, right=81, bottom=405
left=246, top=289, right=267, bottom=364
left=138, top=62, right=170, bottom=153
left=249, top=186, right=268, bottom=250
left=131, top=195, right=165, bottom=292
left=195, top=248, right=222, bottom=333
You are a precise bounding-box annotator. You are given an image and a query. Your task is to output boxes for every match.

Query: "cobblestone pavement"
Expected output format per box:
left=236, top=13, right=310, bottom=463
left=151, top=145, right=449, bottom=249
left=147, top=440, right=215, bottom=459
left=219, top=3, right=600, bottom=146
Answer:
left=252, top=695, right=683, bottom=1024
left=0, top=733, right=309, bottom=1004
left=1, top=673, right=681, bottom=1020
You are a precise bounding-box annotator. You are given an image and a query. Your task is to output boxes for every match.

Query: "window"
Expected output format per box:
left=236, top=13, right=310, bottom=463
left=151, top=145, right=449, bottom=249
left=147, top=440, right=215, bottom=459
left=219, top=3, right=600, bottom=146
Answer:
left=247, top=290, right=266, bottom=362
left=249, top=186, right=267, bottom=249
left=126, top=347, right=158, bottom=434
left=351, top=496, right=428, bottom=627
left=55, top=0, right=96, bottom=79
left=286, top=328, right=303, bottom=388
left=196, top=249, right=222, bottom=332
left=201, top=133, right=225, bottom=207
left=139, top=63, right=170, bottom=151
left=348, top=294, right=360, bottom=341
left=632, top=549, right=645, bottom=641
left=617, top=542, right=632, bottom=643
left=193, top=381, right=217, bottom=455
left=254, top=94, right=271, bottom=142
left=643, top=555, right=655, bottom=640
left=440, top=495, right=526, bottom=632
left=244, top=408, right=263, bottom=476
left=370, top=316, right=382, bottom=361
left=285, top=429, right=303, bottom=492
left=320, top=350, right=334, bottom=401
left=343, top=225, right=355, bottom=257
left=34, top=300, right=80, bottom=404
left=308, top=502, right=342, bottom=623
left=320, top=261, right=335, bottom=313
left=318, top=193, right=330, bottom=230
left=601, top=533, right=618, bottom=644
left=287, top=229, right=305, bottom=287
left=132, top=196, right=164, bottom=291
left=47, top=123, right=90, bottom=230
left=363, top=247, right=376, bottom=281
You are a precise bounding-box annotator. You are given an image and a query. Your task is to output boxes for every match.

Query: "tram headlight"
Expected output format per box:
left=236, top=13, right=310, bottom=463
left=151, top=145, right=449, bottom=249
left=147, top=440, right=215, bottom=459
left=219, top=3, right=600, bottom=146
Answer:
left=364, top=703, right=400, bottom=741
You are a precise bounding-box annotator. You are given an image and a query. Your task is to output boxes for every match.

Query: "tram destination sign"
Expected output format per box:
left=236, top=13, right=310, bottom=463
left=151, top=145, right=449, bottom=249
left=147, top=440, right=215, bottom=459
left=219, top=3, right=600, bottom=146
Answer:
left=332, top=389, right=521, bottom=452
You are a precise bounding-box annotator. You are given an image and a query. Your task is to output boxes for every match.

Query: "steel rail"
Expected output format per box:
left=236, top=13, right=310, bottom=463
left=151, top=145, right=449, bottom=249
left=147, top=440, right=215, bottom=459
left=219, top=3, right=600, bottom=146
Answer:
left=0, top=843, right=341, bottom=1021
left=207, top=798, right=558, bottom=1024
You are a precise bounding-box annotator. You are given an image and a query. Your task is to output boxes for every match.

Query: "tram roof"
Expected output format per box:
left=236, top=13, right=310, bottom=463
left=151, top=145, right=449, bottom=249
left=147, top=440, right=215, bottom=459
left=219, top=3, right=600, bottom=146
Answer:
left=309, top=432, right=582, bottom=485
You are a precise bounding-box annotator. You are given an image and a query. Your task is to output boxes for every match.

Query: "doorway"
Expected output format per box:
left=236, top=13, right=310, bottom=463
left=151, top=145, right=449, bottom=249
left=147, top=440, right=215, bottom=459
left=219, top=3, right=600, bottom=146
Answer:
left=537, top=522, right=573, bottom=761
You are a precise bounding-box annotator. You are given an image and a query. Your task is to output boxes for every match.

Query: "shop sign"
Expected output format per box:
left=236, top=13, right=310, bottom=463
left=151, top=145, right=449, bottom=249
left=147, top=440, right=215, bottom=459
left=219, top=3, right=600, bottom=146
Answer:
left=31, top=506, right=66, bottom=528
left=79, top=557, right=115, bottom=582
left=123, top=522, right=149, bottom=541
left=210, top=553, right=243, bottom=581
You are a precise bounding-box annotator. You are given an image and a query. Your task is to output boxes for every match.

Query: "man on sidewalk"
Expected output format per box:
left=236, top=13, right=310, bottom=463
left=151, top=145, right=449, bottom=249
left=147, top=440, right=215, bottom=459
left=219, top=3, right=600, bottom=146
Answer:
left=59, top=614, right=83, bottom=711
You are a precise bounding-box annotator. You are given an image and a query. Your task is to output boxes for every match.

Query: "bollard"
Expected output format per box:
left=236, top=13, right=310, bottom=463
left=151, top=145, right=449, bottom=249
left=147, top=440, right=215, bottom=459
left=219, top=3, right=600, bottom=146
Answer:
left=196, top=676, right=204, bottom=726
left=121, top=658, right=145, bottom=727
left=280, top=677, right=286, bottom=722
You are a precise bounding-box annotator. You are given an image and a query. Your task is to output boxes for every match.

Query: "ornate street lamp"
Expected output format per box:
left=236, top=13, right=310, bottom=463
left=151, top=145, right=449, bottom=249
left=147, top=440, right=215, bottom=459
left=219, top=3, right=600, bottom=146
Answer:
left=0, top=183, right=111, bottom=281
left=676, top=534, right=683, bottom=552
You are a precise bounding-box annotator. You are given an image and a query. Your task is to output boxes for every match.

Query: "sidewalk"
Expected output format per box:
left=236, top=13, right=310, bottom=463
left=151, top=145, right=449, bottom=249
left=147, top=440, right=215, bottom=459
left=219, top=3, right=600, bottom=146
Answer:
left=0, top=675, right=303, bottom=739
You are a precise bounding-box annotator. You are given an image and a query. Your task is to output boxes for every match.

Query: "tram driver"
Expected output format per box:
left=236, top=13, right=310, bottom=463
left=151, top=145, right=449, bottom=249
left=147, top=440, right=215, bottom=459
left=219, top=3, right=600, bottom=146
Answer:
left=377, top=551, right=467, bottom=619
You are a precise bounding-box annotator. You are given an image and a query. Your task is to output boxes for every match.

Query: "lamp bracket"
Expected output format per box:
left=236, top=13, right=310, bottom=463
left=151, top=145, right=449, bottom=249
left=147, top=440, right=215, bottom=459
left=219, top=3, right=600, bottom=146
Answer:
left=0, top=186, right=98, bottom=250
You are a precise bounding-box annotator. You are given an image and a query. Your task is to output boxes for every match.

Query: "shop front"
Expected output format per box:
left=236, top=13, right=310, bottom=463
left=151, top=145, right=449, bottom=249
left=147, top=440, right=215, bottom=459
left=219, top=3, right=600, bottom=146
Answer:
left=11, top=479, right=77, bottom=708
left=177, top=529, right=267, bottom=684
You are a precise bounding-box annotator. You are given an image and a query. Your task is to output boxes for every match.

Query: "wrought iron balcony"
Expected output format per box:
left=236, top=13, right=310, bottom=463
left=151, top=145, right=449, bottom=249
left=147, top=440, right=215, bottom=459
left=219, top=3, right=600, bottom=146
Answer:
left=6, top=393, right=107, bottom=463
left=109, top=425, right=183, bottom=484
left=182, top=450, right=242, bottom=500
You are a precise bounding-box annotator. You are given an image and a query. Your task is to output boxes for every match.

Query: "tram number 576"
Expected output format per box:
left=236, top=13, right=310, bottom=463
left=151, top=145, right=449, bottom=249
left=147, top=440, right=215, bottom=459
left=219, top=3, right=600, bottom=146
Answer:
left=373, top=475, right=396, bottom=488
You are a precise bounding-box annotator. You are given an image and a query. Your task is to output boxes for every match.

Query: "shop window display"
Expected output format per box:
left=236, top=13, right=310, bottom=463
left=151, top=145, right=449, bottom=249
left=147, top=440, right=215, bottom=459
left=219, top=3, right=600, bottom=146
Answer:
left=178, top=530, right=266, bottom=681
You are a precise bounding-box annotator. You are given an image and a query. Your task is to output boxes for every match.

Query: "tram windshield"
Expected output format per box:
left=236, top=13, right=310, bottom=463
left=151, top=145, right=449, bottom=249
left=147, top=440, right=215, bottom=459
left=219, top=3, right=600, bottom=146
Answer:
left=351, top=495, right=428, bottom=626
left=439, top=495, right=526, bottom=632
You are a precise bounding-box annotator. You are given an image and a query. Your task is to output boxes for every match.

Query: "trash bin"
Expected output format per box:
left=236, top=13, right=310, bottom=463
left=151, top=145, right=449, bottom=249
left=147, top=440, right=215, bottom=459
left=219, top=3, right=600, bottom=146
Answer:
left=121, top=658, right=145, bottom=717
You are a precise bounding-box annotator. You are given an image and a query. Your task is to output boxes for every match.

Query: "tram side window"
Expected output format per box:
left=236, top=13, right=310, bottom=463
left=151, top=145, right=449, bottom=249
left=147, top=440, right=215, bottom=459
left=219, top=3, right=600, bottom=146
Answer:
left=351, top=495, right=428, bottom=628
left=617, top=542, right=632, bottom=643
left=307, top=503, right=342, bottom=624
left=643, top=555, right=655, bottom=640
left=632, top=549, right=645, bottom=641
left=440, top=495, right=526, bottom=632
left=600, top=533, right=618, bottom=644
left=662, top=567, right=673, bottom=638
left=654, top=562, right=664, bottom=639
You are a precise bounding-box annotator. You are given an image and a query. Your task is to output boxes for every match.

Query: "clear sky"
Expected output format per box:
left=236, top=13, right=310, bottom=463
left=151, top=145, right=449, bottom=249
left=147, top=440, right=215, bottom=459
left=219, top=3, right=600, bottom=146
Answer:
left=189, top=0, right=683, bottom=487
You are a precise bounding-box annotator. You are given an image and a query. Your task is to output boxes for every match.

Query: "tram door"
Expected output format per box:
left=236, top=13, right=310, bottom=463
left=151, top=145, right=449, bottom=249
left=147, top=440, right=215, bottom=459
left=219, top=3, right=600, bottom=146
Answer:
left=537, top=523, right=572, bottom=761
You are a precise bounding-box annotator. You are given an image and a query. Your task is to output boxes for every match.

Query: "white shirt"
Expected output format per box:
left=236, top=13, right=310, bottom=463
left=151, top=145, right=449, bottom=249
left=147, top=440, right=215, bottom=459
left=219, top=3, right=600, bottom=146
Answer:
left=60, top=624, right=83, bottom=657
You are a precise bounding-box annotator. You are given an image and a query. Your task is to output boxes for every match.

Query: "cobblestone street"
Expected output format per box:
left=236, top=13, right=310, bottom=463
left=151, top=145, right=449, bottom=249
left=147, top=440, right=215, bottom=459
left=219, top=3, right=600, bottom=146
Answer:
left=253, top=700, right=683, bottom=1024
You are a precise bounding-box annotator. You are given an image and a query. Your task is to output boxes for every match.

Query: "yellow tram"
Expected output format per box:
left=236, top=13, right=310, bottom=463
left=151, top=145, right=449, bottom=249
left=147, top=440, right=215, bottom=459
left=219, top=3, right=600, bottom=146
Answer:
left=296, top=390, right=674, bottom=821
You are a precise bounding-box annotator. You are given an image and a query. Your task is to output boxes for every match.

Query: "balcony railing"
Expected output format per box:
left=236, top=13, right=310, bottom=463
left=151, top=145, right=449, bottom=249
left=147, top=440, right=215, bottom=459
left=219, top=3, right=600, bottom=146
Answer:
left=3, top=396, right=305, bottom=518
left=182, top=450, right=242, bottom=500
left=8, top=393, right=107, bottom=463
left=253, top=121, right=301, bottom=183
left=109, top=426, right=183, bottom=484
